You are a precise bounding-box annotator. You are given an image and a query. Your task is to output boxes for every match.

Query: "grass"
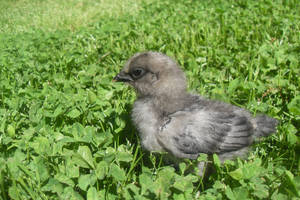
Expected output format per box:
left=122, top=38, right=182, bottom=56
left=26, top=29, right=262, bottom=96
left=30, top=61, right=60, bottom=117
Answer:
left=0, top=0, right=299, bottom=199
left=0, top=0, right=141, bottom=33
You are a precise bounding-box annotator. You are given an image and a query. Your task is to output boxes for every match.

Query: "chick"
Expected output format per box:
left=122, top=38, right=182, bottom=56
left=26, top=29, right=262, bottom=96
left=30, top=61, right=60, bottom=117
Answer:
left=113, top=51, right=278, bottom=175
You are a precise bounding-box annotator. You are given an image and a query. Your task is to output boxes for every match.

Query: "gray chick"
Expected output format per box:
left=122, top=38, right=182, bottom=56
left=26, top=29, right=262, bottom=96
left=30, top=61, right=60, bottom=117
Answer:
left=113, top=51, right=278, bottom=175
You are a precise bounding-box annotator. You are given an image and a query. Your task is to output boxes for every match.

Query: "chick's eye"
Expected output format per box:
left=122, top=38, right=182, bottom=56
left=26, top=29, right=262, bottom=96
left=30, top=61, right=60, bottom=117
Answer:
left=131, top=68, right=145, bottom=79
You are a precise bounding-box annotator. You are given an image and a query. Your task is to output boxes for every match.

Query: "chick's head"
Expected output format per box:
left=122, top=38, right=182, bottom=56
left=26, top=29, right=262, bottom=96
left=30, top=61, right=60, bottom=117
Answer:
left=114, top=52, right=187, bottom=98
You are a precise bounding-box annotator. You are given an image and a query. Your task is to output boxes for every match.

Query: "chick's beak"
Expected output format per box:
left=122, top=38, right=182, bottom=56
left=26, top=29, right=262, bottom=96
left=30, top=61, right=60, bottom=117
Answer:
left=113, top=71, right=133, bottom=82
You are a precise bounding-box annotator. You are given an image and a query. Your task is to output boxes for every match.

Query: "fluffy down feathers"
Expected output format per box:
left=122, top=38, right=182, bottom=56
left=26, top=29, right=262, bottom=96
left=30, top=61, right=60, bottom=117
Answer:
left=114, top=51, right=278, bottom=175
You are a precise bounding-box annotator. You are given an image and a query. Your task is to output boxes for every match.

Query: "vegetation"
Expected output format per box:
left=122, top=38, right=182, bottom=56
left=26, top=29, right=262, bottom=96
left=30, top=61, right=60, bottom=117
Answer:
left=0, top=0, right=299, bottom=199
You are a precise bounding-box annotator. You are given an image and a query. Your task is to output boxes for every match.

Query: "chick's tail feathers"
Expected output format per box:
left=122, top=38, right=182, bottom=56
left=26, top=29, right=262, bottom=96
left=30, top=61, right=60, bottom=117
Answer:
left=253, top=115, right=278, bottom=138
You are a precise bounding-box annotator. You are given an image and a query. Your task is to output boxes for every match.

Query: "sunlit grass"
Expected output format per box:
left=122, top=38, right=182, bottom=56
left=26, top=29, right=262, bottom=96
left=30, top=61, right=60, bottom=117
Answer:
left=0, top=0, right=141, bottom=33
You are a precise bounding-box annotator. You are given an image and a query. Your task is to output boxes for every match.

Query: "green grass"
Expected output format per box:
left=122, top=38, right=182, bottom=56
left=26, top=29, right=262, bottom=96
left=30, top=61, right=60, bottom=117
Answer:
left=0, top=0, right=299, bottom=199
left=0, top=0, right=141, bottom=33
